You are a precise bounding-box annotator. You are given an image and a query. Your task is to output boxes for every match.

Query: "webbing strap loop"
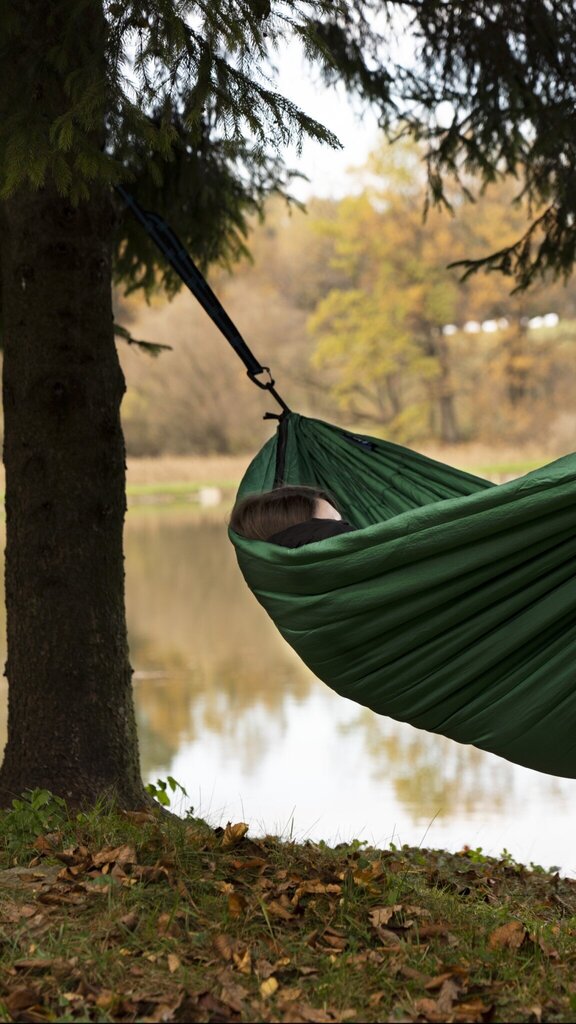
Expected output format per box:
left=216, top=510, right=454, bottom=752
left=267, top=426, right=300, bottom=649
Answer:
left=116, top=186, right=291, bottom=418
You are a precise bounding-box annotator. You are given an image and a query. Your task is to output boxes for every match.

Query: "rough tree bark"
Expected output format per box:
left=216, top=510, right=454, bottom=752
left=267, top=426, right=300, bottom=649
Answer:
left=425, top=329, right=460, bottom=444
left=0, top=185, right=147, bottom=807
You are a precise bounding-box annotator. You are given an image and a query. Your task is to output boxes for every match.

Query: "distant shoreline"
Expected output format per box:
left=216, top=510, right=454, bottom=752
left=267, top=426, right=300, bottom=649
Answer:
left=125, top=444, right=554, bottom=492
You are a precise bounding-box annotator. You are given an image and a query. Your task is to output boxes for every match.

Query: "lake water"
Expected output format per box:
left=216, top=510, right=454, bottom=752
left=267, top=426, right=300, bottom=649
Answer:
left=2, top=507, right=576, bottom=873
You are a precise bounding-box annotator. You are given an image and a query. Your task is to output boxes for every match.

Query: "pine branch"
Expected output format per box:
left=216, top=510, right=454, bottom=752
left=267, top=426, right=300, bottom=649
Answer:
left=113, top=322, right=173, bottom=357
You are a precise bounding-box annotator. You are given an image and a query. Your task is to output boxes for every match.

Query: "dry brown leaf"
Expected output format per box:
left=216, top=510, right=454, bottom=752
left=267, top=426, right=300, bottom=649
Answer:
left=213, top=933, right=235, bottom=961
left=400, top=965, right=432, bottom=985
left=222, top=822, right=249, bottom=849
left=452, top=999, right=493, bottom=1023
left=488, top=920, right=527, bottom=950
left=131, top=863, right=170, bottom=884
left=4, top=985, right=42, bottom=1013
left=218, top=977, right=250, bottom=1012
left=13, top=957, right=62, bottom=972
left=376, top=928, right=402, bottom=946
left=216, top=880, right=235, bottom=894
left=228, top=892, right=247, bottom=917
left=529, top=931, right=559, bottom=959
left=122, top=809, right=158, bottom=825
left=293, top=880, right=342, bottom=905
left=231, top=857, right=267, bottom=872
left=413, top=996, right=447, bottom=1023
left=167, top=953, right=180, bottom=973
left=256, top=957, right=276, bottom=979
left=405, top=905, right=432, bottom=917
left=436, top=977, right=462, bottom=1015
left=369, top=905, right=402, bottom=928
left=322, top=933, right=348, bottom=951
left=156, top=912, right=172, bottom=934
left=32, top=833, right=62, bottom=855
left=233, top=947, right=252, bottom=974
left=425, top=971, right=460, bottom=991
left=277, top=986, right=303, bottom=1005
left=267, top=897, right=294, bottom=921
left=294, top=1005, right=335, bottom=1023
left=525, top=1006, right=543, bottom=1023
left=260, top=976, right=279, bottom=999
left=92, top=844, right=137, bottom=868
left=95, top=990, right=116, bottom=1009
left=19, top=905, right=39, bottom=919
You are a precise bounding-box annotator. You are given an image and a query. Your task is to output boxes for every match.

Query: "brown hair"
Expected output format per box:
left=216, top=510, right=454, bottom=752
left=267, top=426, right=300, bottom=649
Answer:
left=230, top=485, right=339, bottom=541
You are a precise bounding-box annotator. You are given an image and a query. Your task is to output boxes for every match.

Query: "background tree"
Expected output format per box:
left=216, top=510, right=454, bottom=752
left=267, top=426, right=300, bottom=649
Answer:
left=1, top=0, right=576, bottom=806
left=0, top=0, right=346, bottom=807
left=307, top=143, right=576, bottom=445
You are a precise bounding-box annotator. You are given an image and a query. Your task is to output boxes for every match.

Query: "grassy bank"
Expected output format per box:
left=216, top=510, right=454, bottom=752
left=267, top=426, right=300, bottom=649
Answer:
left=1, top=793, right=575, bottom=1023
left=121, top=446, right=553, bottom=510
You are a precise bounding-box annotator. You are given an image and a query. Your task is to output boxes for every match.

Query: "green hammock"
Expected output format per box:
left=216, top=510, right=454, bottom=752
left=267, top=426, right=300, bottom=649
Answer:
left=230, top=413, right=576, bottom=779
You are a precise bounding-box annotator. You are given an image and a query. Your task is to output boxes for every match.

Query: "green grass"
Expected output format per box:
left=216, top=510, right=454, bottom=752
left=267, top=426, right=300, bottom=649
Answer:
left=126, top=480, right=240, bottom=497
left=0, top=791, right=575, bottom=1022
left=474, top=459, right=546, bottom=477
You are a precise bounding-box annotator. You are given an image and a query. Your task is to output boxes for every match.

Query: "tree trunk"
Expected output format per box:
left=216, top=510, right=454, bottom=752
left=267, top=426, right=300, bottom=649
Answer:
left=425, top=329, right=460, bottom=444
left=0, top=185, right=147, bottom=808
left=504, top=320, right=531, bottom=407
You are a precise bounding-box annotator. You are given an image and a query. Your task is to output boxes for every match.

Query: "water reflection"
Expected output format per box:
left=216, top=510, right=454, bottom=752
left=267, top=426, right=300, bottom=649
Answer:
left=0, top=509, right=575, bottom=873
left=340, top=709, right=511, bottom=820
left=125, top=511, right=313, bottom=776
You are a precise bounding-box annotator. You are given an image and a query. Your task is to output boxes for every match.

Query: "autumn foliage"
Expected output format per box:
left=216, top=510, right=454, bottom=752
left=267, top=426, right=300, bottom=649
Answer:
left=0, top=801, right=574, bottom=1022
left=119, top=149, right=576, bottom=457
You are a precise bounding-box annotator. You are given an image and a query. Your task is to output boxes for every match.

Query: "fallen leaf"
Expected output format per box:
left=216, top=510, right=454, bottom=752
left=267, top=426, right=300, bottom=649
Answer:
left=375, top=928, right=402, bottom=946
left=228, top=892, right=247, bottom=917
left=13, top=958, right=57, bottom=971
left=214, top=933, right=235, bottom=961
left=436, top=977, right=462, bottom=1015
left=4, top=985, right=42, bottom=1013
left=524, top=1006, right=542, bottom=1023
left=122, top=808, right=159, bottom=824
left=222, top=822, right=249, bottom=849
left=260, top=976, right=278, bottom=999
left=96, top=990, right=116, bottom=1009
left=293, top=880, right=342, bottom=905
left=489, top=920, right=528, bottom=950
left=277, top=986, right=303, bottom=1005
left=425, top=971, right=466, bottom=991
left=216, top=880, right=235, bottom=895
left=33, top=833, right=62, bottom=855
left=167, top=953, right=180, bottom=973
left=233, top=947, right=252, bottom=974
left=294, top=1005, right=334, bottom=1023
left=19, top=905, right=38, bottom=919
left=413, top=996, right=446, bottom=1022
left=322, top=932, right=348, bottom=951
left=92, top=844, right=137, bottom=868
left=266, top=897, right=294, bottom=921
left=255, top=957, right=276, bottom=979
left=231, top=857, right=267, bottom=872
left=369, top=905, right=403, bottom=928
left=117, top=910, right=139, bottom=932
left=368, top=991, right=385, bottom=1007
left=218, top=977, right=250, bottom=1012
left=453, top=1000, right=493, bottom=1023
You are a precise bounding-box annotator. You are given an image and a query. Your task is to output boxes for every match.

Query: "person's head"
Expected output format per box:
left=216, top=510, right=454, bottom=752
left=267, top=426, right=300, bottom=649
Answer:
left=230, top=485, right=342, bottom=541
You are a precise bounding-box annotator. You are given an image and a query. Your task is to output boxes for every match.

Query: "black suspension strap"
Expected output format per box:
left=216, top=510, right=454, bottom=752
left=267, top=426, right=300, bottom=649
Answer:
left=116, top=185, right=291, bottom=419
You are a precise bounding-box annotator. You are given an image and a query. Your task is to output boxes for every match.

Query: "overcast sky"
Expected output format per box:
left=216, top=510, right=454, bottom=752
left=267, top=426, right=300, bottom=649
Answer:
left=273, top=39, right=381, bottom=200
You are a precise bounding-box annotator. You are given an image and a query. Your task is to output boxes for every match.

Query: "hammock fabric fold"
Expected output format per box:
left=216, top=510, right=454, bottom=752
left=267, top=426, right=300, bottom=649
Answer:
left=230, top=413, right=576, bottom=778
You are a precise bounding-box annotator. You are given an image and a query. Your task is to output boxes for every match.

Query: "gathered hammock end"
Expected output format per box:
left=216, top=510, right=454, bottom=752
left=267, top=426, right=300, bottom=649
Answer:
left=229, top=412, right=576, bottom=780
